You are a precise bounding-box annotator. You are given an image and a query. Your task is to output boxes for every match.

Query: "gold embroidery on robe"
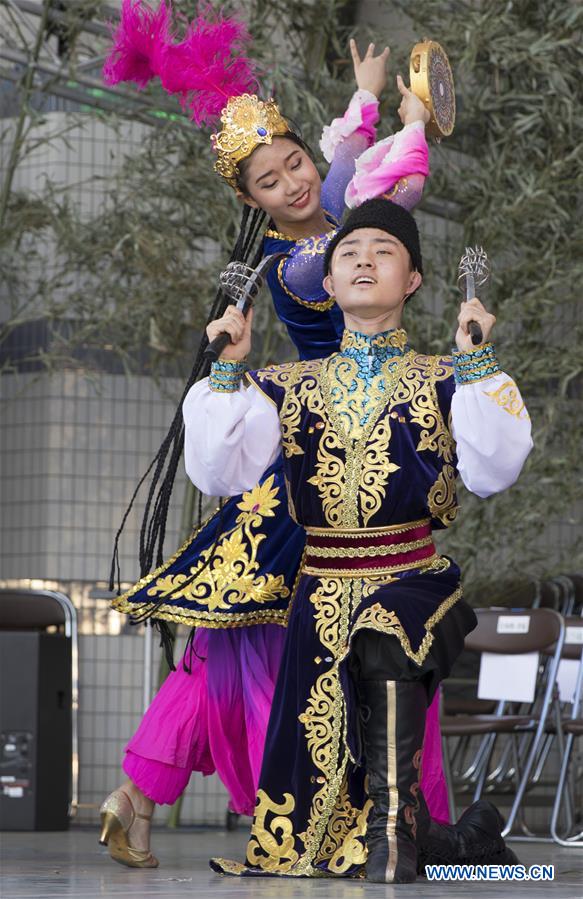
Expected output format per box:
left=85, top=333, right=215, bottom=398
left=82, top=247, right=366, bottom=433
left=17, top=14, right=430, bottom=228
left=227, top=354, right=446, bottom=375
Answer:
left=252, top=358, right=321, bottom=388
left=324, top=356, right=387, bottom=438
left=393, top=354, right=455, bottom=462
left=210, top=858, right=248, bottom=874
left=250, top=363, right=321, bottom=457
left=299, top=672, right=337, bottom=771
left=144, top=475, right=289, bottom=612
left=428, top=464, right=458, bottom=527
left=246, top=790, right=300, bottom=872
left=110, top=602, right=289, bottom=629
left=361, top=574, right=399, bottom=598
left=346, top=585, right=464, bottom=666
left=295, top=580, right=362, bottom=872
left=253, top=349, right=457, bottom=534
left=318, top=354, right=409, bottom=528
left=316, top=775, right=372, bottom=873
left=360, top=417, right=401, bottom=526
left=310, top=578, right=343, bottom=652
left=279, top=387, right=305, bottom=457
left=297, top=234, right=334, bottom=257
left=284, top=474, right=299, bottom=522
left=340, top=328, right=408, bottom=354
left=307, top=419, right=346, bottom=527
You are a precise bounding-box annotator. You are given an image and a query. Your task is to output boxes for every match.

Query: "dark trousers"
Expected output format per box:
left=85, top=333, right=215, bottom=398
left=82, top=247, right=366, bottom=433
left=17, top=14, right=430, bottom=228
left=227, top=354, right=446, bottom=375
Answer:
left=348, top=627, right=446, bottom=702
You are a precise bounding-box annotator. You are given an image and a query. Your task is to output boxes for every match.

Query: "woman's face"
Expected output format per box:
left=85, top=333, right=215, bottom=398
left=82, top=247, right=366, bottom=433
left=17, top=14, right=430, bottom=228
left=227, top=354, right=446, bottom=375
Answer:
left=239, top=137, right=323, bottom=229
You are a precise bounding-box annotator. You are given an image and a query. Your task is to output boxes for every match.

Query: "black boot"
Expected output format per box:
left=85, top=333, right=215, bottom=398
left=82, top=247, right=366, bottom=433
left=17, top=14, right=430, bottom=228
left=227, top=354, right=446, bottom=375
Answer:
left=416, top=799, right=520, bottom=874
left=358, top=679, right=428, bottom=883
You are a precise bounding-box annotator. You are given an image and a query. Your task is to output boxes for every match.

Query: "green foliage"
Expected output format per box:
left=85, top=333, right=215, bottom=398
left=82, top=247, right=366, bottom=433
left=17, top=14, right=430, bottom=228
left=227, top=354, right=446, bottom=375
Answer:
left=2, top=0, right=580, bottom=593
left=394, top=0, right=583, bottom=598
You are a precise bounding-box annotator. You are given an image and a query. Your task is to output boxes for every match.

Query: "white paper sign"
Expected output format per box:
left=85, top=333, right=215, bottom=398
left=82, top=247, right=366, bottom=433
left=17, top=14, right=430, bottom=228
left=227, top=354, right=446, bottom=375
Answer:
left=4, top=786, right=23, bottom=798
left=496, top=616, right=530, bottom=634
left=557, top=659, right=581, bottom=703
left=478, top=651, right=539, bottom=703
left=566, top=627, right=583, bottom=645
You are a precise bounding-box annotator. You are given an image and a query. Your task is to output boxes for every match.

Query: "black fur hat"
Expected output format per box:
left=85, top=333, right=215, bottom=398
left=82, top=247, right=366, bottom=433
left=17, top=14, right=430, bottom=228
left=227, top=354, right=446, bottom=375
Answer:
left=324, top=198, right=423, bottom=276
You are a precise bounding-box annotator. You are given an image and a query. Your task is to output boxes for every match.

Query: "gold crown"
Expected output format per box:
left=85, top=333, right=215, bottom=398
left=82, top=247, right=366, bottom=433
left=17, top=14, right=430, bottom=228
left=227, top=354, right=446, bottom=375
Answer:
left=212, top=94, right=290, bottom=189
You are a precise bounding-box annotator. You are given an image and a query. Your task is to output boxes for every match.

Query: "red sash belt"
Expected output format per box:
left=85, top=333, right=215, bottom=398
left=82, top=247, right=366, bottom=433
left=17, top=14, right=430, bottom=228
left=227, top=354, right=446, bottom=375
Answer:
left=303, top=519, right=436, bottom=578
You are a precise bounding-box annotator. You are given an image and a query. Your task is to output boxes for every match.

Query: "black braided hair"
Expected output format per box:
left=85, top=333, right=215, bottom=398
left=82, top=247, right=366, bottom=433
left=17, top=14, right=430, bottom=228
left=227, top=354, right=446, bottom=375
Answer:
left=109, top=204, right=267, bottom=667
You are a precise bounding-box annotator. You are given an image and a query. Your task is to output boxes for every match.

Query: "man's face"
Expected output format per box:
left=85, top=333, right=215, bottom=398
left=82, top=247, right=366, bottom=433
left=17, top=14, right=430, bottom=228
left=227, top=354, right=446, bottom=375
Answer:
left=323, top=227, right=421, bottom=317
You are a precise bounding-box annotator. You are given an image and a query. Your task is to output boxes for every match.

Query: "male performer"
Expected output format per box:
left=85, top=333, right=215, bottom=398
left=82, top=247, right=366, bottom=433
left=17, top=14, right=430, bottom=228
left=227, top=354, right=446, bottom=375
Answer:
left=183, top=198, right=533, bottom=882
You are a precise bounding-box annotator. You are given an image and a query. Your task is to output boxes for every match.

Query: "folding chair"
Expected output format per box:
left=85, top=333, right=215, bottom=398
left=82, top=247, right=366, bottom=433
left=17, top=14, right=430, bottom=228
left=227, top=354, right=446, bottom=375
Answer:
left=507, top=580, right=577, bottom=813
left=441, top=580, right=543, bottom=818
left=550, top=614, right=583, bottom=846
left=441, top=607, right=565, bottom=836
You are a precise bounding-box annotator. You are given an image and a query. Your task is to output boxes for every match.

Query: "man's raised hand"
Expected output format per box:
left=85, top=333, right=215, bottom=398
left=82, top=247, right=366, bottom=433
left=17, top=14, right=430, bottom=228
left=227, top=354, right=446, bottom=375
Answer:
left=206, top=306, right=253, bottom=362
left=455, top=298, right=496, bottom=353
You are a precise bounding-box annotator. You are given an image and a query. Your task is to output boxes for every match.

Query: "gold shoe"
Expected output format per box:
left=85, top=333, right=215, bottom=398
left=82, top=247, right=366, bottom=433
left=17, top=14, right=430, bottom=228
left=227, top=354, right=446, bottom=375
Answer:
left=99, top=789, right=159, bottom=868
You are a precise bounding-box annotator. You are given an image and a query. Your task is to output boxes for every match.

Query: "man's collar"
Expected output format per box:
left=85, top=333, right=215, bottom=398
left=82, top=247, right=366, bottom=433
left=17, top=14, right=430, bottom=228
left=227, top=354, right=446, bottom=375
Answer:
left=339, top=328, right=408, bottom=354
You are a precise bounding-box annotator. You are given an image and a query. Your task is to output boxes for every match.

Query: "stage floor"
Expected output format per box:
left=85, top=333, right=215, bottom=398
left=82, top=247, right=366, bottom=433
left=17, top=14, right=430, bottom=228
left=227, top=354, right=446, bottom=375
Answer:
left=1, top=827, right=582, bottom=898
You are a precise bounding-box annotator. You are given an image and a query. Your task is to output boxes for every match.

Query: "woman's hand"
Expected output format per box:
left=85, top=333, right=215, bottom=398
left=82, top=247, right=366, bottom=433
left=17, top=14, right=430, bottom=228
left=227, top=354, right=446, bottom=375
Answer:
left=396, top=74, right=430, bottom=126
left=350, top=38, right=390, bottom=99
left=455, top=298, right=496, bottom=352
left=206, top=306, right=253, bottom=362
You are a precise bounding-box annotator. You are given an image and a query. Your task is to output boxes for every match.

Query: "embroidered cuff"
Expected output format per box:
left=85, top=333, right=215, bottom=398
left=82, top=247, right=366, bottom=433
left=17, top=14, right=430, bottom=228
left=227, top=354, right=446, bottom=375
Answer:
left=452, top=343, right=500, bottom=385
left=209, top=359, right=246, bottom=393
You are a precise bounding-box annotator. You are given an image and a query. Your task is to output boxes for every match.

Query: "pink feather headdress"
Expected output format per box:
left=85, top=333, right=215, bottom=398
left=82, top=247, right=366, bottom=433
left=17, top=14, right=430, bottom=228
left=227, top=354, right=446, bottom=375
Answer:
left=103, top=0, right=259, bottom=126
left=103, top=1, right=292, bottom=186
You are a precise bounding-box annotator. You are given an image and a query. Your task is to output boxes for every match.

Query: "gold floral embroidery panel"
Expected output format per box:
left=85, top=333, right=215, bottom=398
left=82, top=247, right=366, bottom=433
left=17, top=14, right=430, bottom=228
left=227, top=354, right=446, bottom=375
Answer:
left=318, top=353, right=409, bottom=528
left=392, top=354, right=456, bottom=462
left=246, top=577, right=356, bottom=875
left=254, top=350, right=458, bottom=534
left=112, top=476, right=291, bottom=627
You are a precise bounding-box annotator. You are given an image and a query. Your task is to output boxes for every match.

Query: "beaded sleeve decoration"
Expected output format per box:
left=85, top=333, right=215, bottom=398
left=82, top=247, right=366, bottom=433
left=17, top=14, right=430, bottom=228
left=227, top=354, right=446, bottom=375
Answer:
left=452, top=343, right=500, bottom=385
left=209, top=359, right=246, bottom=393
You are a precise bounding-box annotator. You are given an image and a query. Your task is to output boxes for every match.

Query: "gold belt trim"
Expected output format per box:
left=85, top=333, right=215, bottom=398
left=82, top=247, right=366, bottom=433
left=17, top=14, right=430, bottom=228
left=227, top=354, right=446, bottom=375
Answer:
left=305, top=536, right=433, bottom=559
left=304, top=518, right=430, bottom=539
left=302, top=553, right=438, bottom=579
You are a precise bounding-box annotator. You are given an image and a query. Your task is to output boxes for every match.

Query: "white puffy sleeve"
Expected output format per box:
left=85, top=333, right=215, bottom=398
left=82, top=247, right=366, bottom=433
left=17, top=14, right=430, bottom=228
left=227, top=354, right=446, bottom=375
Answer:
left=451, top=373, right=533, bottom=498
left=182, top=378, right=281, bottom=497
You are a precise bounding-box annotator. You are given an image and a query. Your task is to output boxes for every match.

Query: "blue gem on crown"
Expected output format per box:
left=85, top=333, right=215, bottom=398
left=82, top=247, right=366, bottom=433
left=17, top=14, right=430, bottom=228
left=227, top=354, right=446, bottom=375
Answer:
left=256, top=126, right=268, bottom=136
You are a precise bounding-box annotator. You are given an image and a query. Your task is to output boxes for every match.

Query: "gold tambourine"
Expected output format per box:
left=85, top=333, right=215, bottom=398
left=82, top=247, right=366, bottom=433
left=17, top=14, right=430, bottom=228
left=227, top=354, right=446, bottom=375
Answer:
left=410, top=40, right=455, bottom=140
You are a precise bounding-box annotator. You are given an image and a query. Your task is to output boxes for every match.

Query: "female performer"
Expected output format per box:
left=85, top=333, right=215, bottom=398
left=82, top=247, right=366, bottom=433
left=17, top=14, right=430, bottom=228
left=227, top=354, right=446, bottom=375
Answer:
left=99, top=0, right=437, bottom=868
